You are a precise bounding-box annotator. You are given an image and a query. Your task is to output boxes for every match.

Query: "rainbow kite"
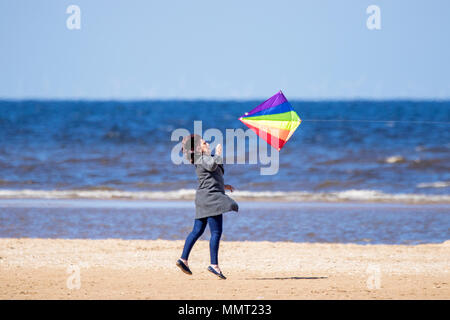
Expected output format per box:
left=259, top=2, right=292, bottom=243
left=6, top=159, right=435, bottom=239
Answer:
left=239, top=91, right=301, bottom=151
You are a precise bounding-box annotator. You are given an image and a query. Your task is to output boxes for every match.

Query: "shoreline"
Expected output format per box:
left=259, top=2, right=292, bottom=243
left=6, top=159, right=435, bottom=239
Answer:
left=1, top=238, right=449, bottom=299
left=1, top=198, right=449, bottom=208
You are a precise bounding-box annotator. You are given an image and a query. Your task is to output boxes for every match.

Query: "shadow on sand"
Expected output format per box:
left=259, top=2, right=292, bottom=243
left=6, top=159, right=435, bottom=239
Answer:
left=246, top=276, right=328, bottom=280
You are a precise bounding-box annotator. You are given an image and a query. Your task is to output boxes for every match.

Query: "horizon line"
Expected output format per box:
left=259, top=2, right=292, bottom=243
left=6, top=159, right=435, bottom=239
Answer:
left=1, top=96, right=450, bottom=103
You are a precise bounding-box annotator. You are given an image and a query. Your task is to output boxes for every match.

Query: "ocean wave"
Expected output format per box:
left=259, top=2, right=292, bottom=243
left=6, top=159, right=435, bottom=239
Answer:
left=408, top=158, right=447, bottom=169
left=417, top=181, right=450, bottom=188
left=0, top=189, right=449, bottom=204
left=0, top=179, right=13, bottom=186
left=382, top=156, right=448, bottom=172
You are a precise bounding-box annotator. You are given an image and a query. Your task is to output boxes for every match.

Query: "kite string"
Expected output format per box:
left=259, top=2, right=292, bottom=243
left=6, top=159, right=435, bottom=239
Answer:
left=303, top=119, right=450, bottom=125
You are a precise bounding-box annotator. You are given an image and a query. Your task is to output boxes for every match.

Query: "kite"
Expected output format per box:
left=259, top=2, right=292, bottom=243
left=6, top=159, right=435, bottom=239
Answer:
left=239, top=90, right=301, bottom=151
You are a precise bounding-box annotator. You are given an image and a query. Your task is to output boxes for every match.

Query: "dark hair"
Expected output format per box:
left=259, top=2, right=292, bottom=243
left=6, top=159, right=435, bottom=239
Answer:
left=182, top=134, right=202, bottom=164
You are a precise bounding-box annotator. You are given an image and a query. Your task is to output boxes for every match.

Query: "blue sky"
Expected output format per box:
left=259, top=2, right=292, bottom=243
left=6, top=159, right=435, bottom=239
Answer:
left=1, top=0, right=450, bottom=100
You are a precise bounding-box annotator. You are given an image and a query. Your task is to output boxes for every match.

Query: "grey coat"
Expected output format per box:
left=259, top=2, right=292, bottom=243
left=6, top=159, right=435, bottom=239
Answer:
left=194, top=154, right=239, bottom=219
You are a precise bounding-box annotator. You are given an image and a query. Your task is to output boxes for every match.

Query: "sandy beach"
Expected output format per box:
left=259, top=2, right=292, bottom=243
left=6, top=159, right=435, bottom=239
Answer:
left=0, top=238, right=449, bottom=299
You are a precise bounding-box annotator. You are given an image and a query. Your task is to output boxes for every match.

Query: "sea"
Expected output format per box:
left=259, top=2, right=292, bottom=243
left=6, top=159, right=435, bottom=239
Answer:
left=0, top=99, right=449, bottom=244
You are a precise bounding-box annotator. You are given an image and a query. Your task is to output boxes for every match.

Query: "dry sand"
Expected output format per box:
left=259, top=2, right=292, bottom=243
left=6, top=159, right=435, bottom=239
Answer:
left=0, top=238, right=449, bottom=299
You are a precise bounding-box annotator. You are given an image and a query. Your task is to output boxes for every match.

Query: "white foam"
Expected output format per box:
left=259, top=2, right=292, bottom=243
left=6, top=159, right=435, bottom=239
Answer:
left=232, top=189, right=450, bottom=204
left=385, top=155, right=406, bottom=164
left=0, top=188, right=196, bottom=200
left=0, top=188, right=449, bottom=204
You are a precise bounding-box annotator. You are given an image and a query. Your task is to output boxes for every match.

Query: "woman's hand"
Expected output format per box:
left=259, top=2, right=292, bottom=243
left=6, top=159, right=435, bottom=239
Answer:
left=224, top=184, right=235, bottom=192
left=215, top=144, right=222, bottom=156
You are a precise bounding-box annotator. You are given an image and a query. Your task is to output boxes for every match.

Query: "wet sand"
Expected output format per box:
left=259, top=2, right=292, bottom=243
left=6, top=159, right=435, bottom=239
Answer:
left=2, top=200, right=449, bottom=244
left=0, top=239, right=449, bottom=299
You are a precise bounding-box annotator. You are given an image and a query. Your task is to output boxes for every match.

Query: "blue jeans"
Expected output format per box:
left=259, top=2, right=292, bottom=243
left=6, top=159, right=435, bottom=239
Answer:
left=181, top=214, right=223, bottom=265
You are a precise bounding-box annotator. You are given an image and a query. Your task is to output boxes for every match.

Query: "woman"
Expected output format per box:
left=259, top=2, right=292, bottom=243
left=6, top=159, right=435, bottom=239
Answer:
left=176, top=134, right=238, bottom=279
